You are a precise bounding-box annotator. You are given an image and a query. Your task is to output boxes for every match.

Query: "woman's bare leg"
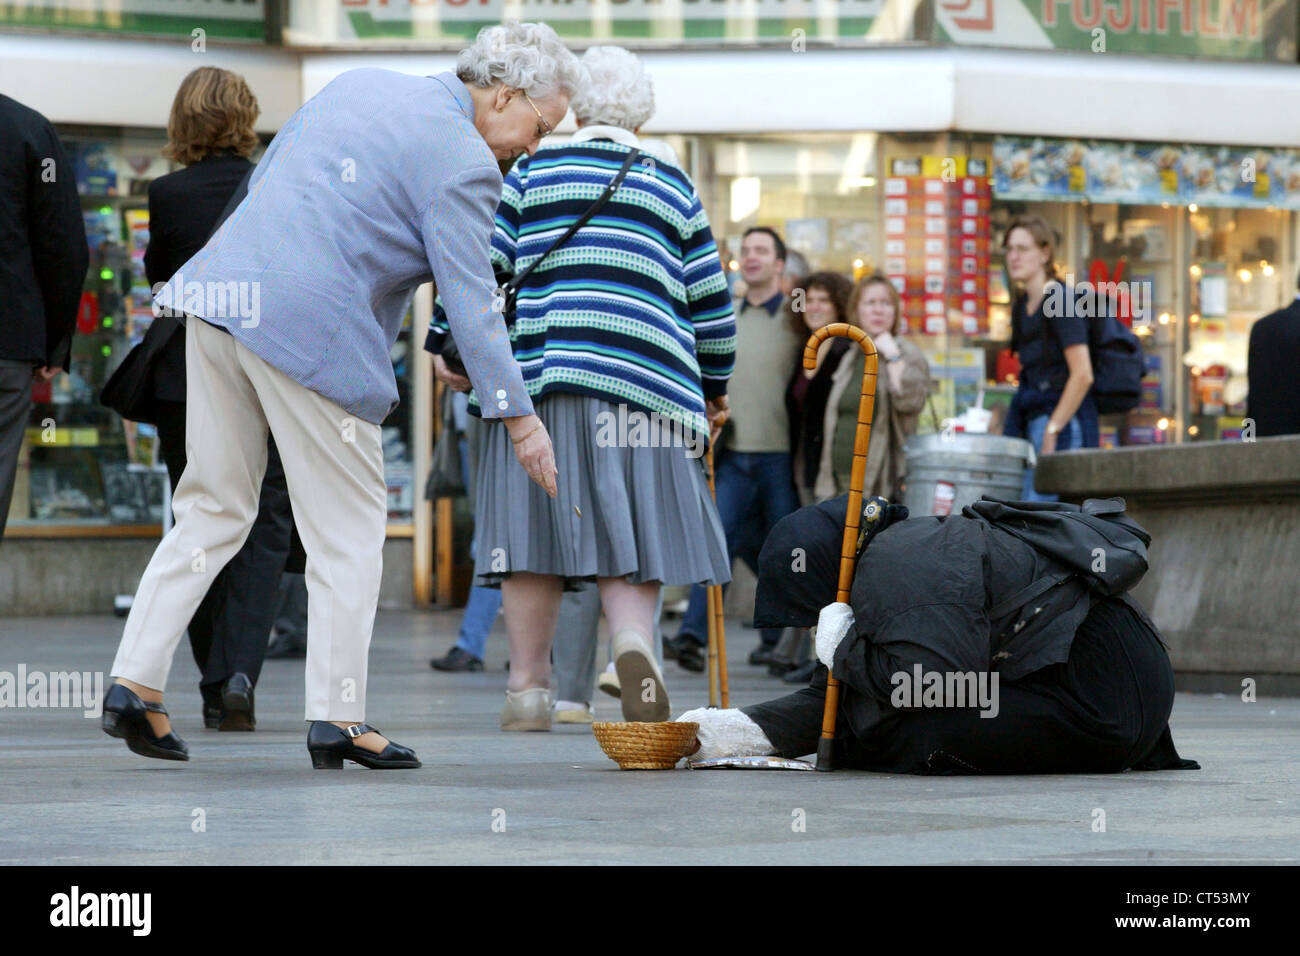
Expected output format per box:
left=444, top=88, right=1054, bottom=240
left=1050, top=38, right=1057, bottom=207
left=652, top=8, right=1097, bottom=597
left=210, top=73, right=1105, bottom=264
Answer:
left=501, top=572, right=564, bottom=692
left=596, top=577, right=660, bottom=644
left=598, top=577, right=668, bottom=719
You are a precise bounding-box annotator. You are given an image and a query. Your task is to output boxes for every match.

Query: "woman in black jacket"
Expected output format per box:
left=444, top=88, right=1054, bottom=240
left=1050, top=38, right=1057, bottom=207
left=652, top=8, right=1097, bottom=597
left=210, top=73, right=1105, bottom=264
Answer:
left=143, top=67, right=290, bottom=732
left=1002, top=215, right=1099, bottom=500
left=784, top=271, right=856, bottom=507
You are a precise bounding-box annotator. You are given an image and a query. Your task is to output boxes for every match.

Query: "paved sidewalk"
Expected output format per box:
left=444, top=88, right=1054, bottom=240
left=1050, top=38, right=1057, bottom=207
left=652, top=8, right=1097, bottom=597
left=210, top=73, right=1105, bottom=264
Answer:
left=0, top=611, right=1296, bottom=865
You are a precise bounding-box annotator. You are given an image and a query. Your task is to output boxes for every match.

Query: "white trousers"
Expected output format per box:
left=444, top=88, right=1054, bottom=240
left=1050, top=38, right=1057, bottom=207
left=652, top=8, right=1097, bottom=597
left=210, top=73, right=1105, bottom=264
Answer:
left=110, top=318, right=387, bottom=721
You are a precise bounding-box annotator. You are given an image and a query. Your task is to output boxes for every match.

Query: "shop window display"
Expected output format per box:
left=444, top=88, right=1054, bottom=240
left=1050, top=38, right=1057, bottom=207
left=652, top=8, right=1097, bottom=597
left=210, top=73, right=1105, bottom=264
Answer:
left=1184, top=207, right=1289, bottom=442
left=694, top=133, right=881, bottom=280
left=13, top=128, right=168, bottom=529
left=1078, top=202, right=1182, bottom=447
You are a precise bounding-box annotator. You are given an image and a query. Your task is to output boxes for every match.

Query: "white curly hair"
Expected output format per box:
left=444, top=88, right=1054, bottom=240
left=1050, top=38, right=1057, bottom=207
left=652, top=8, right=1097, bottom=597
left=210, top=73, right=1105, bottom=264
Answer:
left=569, top=46, right=654, bottom=131
left=456, top=21, right=587, bottom=102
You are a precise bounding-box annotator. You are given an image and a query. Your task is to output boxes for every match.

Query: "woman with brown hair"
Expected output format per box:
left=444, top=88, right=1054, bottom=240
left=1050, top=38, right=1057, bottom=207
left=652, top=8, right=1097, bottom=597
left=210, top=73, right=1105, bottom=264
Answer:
left=1001, top=215, right=1098, bottom=501
left=833, top=273, right=931, bottom=500
left=137, top=66, right=287, bottom=733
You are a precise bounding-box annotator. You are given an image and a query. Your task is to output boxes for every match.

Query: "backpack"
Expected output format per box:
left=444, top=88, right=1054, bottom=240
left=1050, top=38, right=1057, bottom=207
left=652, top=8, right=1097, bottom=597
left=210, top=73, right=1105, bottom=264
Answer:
left=965, top=496, right=1154, bottom=676
left=1040, top=284, right=1145, bottom=414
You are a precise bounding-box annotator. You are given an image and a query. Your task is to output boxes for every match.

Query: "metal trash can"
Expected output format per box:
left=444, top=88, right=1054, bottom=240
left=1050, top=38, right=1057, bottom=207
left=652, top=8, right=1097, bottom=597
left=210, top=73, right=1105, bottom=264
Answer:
left=902, top=433, right=1036, bottom=517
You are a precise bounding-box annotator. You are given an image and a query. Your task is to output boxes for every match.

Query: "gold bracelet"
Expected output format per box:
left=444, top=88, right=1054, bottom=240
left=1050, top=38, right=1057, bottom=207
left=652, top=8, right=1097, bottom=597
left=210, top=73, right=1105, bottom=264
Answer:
left=511, top=423, right=543, bottom=445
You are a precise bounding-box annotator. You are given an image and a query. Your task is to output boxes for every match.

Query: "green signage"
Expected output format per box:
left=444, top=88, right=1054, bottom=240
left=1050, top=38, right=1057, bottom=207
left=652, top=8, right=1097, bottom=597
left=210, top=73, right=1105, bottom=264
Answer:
left=0, top=0, right=266, bottom=41
left=934, top=0, right=1294, bottom=62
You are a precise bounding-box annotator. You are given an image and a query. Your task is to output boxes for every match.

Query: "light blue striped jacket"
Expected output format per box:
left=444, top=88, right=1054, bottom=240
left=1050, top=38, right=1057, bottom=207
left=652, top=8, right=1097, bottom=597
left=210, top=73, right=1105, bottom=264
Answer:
left=154, top=69, right=531, bottom=425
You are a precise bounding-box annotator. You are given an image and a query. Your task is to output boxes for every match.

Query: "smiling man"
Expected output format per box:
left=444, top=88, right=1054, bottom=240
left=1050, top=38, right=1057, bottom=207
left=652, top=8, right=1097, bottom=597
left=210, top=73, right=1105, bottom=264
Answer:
left=102, top=22, right=585, bottom=771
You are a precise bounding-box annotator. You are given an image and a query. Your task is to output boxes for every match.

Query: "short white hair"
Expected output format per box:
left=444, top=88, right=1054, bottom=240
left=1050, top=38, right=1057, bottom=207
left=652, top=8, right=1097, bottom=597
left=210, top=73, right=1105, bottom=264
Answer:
left=570, top=46, right=654, bottom=131
left=456, top=21, right=586, bottom=102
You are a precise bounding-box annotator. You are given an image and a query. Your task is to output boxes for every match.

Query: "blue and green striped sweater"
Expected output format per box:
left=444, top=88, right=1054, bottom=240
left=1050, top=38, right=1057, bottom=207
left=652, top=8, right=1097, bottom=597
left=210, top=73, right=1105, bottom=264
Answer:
left=427, top=138, right=736, bottom=439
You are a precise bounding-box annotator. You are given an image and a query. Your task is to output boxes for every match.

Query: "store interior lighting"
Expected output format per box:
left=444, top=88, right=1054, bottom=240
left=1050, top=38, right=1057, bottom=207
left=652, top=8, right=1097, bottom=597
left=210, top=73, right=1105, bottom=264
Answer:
left=729, top=175, right=761, bottom=223
left=837, top=132, right=877, bottom=195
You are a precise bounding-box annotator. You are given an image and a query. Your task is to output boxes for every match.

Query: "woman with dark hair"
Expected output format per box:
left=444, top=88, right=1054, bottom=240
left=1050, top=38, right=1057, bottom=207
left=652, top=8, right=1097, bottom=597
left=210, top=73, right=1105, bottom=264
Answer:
left=1002, top=215, right=1098, bottom=500
left=142, top=66, right=288, bottom=732
left=784, top=271, right=855, bottom=506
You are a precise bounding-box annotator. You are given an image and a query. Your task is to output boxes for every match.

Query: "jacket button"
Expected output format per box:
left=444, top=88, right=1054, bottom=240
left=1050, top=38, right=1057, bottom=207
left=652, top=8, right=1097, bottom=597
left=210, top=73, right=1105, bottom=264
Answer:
left=496, top=389, right=507, bottom=399
left=497, top=400, right=508, bottom=410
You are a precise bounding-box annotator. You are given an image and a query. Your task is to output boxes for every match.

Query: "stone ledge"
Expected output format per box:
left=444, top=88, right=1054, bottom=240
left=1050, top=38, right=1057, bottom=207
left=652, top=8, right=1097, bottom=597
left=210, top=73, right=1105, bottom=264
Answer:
left=1035, top=435, right=1300, bottom=503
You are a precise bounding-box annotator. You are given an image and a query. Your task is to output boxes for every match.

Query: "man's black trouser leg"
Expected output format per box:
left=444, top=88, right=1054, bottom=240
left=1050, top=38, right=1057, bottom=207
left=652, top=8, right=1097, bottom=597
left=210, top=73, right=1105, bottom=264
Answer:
left=0, top=361, right=34, bottom=540
left=199, top=435, right=294, bottom=690
left=741, top=664, right=871, bottom=767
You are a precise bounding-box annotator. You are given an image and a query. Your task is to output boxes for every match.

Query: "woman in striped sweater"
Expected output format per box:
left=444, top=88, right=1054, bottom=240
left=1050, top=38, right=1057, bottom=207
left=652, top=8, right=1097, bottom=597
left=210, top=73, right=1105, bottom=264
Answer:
left=429, top=47, right=735, bottom=729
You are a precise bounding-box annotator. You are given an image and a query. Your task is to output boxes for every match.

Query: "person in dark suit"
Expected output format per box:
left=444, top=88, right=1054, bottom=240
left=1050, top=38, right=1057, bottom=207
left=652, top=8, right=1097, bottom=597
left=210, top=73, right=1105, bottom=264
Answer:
left=0, top=95, right=88, bottom=539
left=1247, top=276, right=1300, bottom=437
left=144, top=67, right=294, bottom=731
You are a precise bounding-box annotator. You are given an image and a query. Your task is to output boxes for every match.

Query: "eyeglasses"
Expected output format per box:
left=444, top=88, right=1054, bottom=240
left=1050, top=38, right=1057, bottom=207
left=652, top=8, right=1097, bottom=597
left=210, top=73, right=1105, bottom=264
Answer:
left=522, top=91, right=553, bottom=138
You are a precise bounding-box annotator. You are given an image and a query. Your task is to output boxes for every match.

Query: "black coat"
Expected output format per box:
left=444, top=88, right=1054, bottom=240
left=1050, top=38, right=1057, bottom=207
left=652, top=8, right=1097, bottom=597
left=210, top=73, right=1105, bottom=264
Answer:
left=0, top=94, right=88, bottom=367
left=785, top=336, right=853, bottom=493
left=1247, top=298, right=1300, bottom=437
left=755, top=494, right=1156, bottom=738
left=143, top=152, right=254, bottom=401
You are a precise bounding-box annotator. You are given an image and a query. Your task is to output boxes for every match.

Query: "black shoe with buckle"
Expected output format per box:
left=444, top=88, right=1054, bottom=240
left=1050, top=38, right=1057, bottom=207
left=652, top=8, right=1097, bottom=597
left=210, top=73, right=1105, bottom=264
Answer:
left=306, top=721, right=421, bottom=770
left=219, top=672, right=255, bottom=731
left=102, top=683, right=189, bottom=762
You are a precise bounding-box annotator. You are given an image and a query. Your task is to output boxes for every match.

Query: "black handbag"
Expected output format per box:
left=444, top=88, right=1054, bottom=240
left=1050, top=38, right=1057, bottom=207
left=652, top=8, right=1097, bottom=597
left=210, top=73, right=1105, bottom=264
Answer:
left=99, top=166, right=253, bottom=424
left=98, top=314, right=181, bottom=425
left=424, top=388, right=466, bottom=499
left=441, top=147, right=641, bottom=376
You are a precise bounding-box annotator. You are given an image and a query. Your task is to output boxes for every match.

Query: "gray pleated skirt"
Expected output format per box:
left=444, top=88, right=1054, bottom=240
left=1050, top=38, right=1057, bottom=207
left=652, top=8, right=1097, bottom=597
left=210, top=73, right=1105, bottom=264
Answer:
left=472, top=393, right=731, bottom=590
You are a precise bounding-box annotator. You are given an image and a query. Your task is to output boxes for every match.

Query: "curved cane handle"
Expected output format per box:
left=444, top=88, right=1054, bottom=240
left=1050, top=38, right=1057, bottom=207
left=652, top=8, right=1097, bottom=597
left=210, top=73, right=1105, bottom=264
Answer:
left=803, top=323, right=879, bottom=771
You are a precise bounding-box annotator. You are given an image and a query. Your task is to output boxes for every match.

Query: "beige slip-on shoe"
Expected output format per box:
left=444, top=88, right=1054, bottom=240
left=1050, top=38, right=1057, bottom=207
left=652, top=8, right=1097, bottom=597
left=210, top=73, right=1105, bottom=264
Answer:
left=500, top=688, right=553, bottom=732
left=597, top=663, right=621, bottom=700
left=611, top=629, right=670, bottom=722
left=553, top=701, right=594, bottom=724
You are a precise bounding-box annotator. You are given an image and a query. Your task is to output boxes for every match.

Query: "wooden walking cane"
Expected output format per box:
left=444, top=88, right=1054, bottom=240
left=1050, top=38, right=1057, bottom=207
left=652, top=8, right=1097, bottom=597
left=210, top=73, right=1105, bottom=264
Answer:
left=804, top=323, right=878, bottom=772
left=704, top=441, right=730, bottom=708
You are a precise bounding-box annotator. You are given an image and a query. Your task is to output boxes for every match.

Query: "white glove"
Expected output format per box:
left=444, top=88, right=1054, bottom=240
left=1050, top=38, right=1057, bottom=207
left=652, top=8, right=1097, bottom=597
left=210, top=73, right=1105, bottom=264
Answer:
left=676, top=707, right=775, bottom=760
left=815, top=602, right=855, bottom=668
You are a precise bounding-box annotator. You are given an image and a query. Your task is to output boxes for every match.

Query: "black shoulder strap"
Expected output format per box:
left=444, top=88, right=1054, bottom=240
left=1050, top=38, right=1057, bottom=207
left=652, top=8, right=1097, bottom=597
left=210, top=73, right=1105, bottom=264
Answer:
left=989, top=568, right=1074, bottom=623
left=507, top=147, right=640, bottom=293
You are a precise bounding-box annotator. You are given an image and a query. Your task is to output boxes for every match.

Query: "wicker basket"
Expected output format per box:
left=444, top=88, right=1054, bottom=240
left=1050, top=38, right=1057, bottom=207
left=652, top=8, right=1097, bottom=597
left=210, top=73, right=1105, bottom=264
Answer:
left=591, top=721, right=699, bottom=770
